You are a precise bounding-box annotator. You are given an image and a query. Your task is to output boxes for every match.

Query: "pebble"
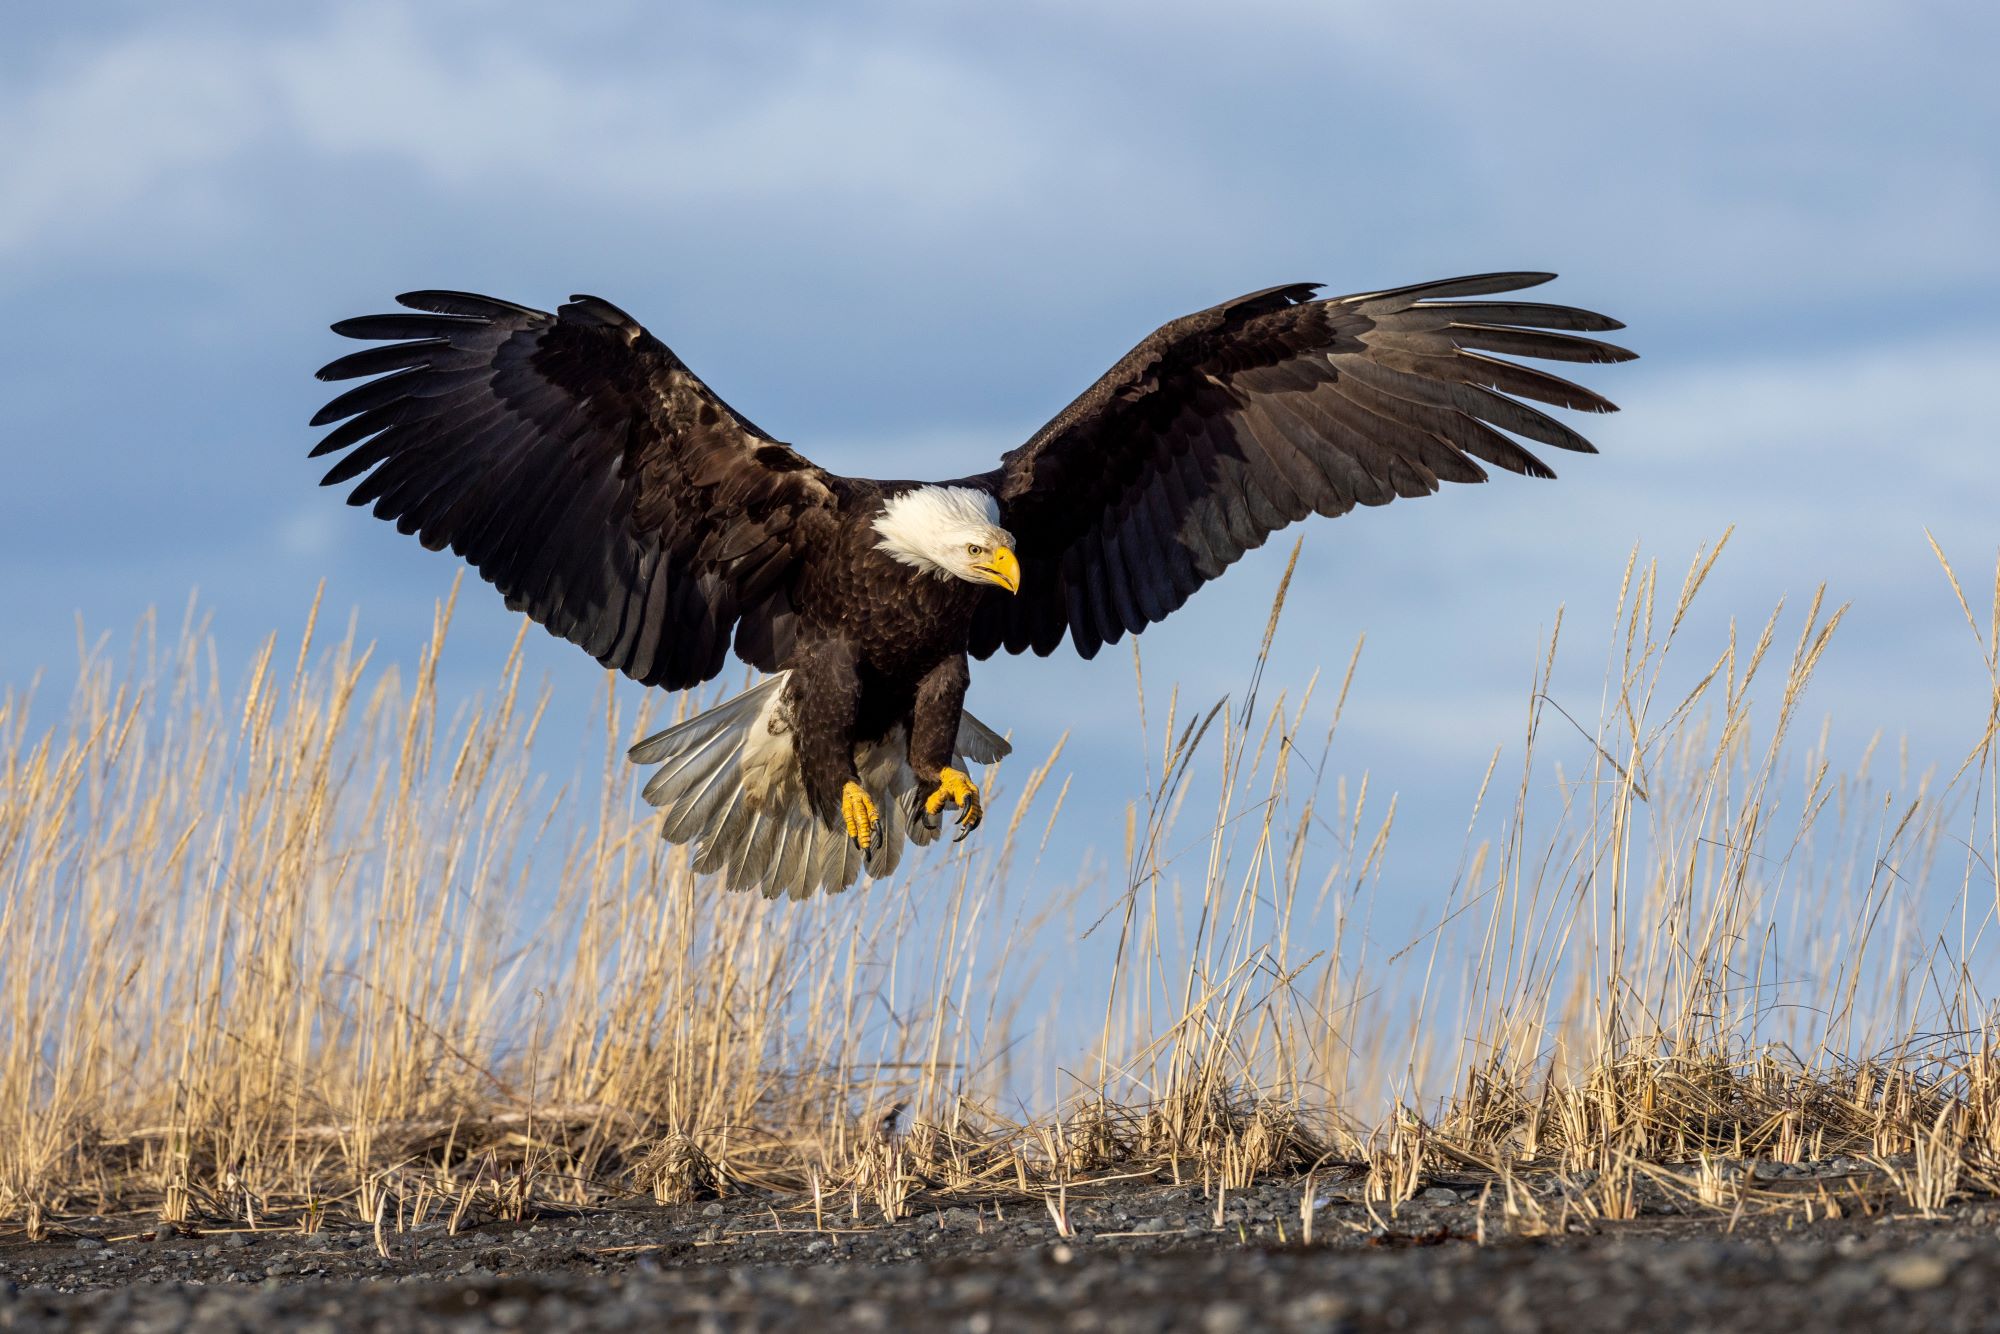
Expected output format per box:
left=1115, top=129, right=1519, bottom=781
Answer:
left=1881, top=1253, right=1952, bottom=1290
left=1285, top=1291, right=1350, bottom=1322
left=953, top=1275, right=1001, bottom=1304
left=1416, top=1187, right=1462, bottom=1206
left=1200, top=1300, right=1252, bottom=1334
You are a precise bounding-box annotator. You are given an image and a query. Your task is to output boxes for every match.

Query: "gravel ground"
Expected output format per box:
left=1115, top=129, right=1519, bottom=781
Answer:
left=4, top=1172, right=1997, bottom=1331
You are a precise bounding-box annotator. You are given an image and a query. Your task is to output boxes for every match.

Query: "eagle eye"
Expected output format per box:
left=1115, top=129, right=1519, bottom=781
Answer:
left=967, top=543, right=985, bottom=557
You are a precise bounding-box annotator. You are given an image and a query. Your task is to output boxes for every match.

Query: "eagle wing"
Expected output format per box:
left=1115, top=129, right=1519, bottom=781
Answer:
left=311, top=291, right=838, bottom=689
left=961, top=273, right=1634, bottom=660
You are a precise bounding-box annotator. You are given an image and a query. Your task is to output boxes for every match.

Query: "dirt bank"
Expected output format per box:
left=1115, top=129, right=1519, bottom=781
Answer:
left=5, top=1172, right=1996, bottom=1331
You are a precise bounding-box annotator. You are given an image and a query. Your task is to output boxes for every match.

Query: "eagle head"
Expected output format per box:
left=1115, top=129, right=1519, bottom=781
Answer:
left=873, top=485, right=1020, bottom=593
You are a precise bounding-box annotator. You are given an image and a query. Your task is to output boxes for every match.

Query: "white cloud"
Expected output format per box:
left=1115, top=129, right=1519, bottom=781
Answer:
left=0, top=29, right=264, bottom=253
left=267, top=7, right=1048, bottom=206
left=0, top=6, right=1061, bottom=263
left=11, top=0, right=1993, bottom=334
left=1601, top=337, right=2000, bottom=553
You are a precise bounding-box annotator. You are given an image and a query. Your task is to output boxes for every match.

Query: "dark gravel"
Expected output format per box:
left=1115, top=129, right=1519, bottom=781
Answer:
left=4, top=1173, right=1996, bottom=1331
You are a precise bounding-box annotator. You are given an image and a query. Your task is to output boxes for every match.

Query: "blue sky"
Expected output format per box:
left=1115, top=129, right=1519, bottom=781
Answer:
left=6, top=3, right=1999, bottom=969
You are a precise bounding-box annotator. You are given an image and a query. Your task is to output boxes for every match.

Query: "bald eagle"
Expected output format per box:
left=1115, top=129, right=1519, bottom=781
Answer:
left=311, top=272, right=1631, bottom=898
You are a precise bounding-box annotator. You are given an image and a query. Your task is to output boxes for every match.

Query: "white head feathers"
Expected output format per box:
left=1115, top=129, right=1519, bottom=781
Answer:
left=873, top=486, right=1015, bottom=583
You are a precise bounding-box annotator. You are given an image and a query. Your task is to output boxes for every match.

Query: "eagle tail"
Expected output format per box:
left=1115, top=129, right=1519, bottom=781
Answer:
left=629, top=674, right=1010, bottom=900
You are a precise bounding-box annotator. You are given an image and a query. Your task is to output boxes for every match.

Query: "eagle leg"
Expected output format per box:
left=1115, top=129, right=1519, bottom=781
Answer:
left=924, top=767, right=984, bottom=842
left=842, top=781, right=882, bottom=853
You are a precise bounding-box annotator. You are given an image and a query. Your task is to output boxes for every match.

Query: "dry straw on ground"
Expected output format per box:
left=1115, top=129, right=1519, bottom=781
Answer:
left=4, top=534, right=1999, bottom=1239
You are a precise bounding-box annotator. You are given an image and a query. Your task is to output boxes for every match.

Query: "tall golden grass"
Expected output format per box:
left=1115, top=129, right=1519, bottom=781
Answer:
left=4, top=535, right=1999, bottom=1237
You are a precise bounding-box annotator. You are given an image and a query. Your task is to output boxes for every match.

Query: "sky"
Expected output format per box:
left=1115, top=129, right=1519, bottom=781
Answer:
left=6, top=2, right=2000, bottom=1016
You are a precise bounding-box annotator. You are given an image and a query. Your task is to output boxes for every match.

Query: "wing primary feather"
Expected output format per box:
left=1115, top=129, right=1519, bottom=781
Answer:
left=1457, top=351, right=1619, bottom=413
left=395, top=290, right=541, bottom=317
left=1416, top=300, right=1626, bottom=332
left=330, top=312, right=488, bottom=340
left=1338, top=359, right=1600, bottom=453
left=309, top=365, right=433, bottom=427
left=1343, top=272, right=1557, bottom=305
left=1324, top=376, right=1545, bottom=479
left=310, top=402, right=409, bottom=457
left=1446, top=324, right=1638, bottom=365
left=316, top=339, right=448, bottom=383
left=318, top=434, right=399, bottom=488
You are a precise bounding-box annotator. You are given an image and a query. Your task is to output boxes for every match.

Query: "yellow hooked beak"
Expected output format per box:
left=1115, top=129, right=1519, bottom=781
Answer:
left=974, top=545, right=1021, bottom=594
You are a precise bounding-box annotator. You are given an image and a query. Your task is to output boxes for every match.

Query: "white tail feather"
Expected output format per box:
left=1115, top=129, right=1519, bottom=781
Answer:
left=628, top=672, right=1012, bottom=900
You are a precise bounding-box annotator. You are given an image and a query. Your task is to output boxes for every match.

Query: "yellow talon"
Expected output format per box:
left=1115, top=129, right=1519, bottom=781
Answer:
left=842, top=781, right=881, bottom=851
left=925, top=767, right=983, bottom=840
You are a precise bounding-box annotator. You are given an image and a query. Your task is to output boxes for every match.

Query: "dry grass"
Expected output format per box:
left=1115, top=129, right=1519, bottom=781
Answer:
left=5, top=534, right=2000, bottom=1239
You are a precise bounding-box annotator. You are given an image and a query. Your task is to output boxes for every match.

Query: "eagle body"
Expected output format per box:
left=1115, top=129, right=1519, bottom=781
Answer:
left=311, top=273, right=1634, bottom=898
left=781, top=488, right=996, bottom=830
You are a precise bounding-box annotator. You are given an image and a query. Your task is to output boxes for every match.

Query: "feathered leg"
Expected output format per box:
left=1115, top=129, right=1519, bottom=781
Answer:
left=909, top=654, right=982, bottom=840
left=786, top=638, right=879, bottom=853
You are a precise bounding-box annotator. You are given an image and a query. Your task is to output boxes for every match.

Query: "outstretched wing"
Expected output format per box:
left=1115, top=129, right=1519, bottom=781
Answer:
left=961, top=273, right=1634, bottom=660
left=311, top=291, right=840, bottom=689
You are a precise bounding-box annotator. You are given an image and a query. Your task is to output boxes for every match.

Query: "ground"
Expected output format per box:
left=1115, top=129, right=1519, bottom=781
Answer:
left=4, top=1171, right=1997, bottom=1331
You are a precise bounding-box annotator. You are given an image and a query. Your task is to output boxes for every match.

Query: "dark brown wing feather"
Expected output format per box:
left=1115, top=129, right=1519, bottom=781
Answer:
left=312, top=291, right=838, bottom=688
left=959, top=273, right=1633, bottom=660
